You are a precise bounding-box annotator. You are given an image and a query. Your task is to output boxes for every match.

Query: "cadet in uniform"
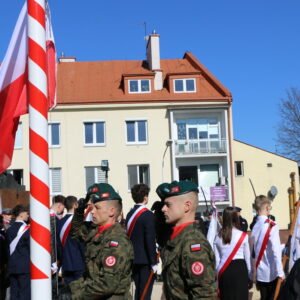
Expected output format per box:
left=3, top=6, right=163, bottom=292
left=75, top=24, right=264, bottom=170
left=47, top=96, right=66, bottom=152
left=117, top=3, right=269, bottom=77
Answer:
left=156, top=180, right=217, bottom=300
left=6, top=205, right=30, bottom=300
left=125, top=183, right=157, bottom=300
left=56, top=196, right=85, bottom=284
left=250, top=195, right=284, bottom=300
left=68, top=183, right=134, bottom=300
left=214, top=206, right=251, bottom=299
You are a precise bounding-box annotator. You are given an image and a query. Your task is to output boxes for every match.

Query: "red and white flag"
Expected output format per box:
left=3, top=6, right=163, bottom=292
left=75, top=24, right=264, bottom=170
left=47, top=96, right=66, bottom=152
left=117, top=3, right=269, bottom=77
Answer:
left=45, top=2, right=57, bottom=110
left=0, top=2, right=56, bottom=174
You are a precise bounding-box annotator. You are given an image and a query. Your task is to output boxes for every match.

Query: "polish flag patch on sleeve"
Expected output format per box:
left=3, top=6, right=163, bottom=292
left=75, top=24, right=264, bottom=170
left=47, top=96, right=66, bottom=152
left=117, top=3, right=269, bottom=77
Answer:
left=109, top=241, right=119, bottom=247
left=191, top=243, right=201, bottom=252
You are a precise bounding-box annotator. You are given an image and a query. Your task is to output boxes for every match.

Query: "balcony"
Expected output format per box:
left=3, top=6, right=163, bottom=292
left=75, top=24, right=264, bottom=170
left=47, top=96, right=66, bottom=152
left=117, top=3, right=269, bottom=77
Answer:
left=175, top=139, right=227, bottom=156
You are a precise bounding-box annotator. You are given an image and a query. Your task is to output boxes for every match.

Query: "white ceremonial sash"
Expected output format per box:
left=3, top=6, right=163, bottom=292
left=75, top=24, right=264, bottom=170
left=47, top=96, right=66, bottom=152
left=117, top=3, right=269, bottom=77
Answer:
left=10, top=223, right=29, bottom=255
left=217, top=231, right=247, bottom=276
left=254, top=220, right=273, bottom=268
left=126, top=205, right=148, bottom=237
left=59, top=214, right=73, bottom=246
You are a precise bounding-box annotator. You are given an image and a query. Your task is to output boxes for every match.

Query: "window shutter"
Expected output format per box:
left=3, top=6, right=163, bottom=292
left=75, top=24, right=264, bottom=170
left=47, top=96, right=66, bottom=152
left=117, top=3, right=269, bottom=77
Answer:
left=96, top=167, right=106, bottom=183
left=85, top=167, right=94, bottom=190
left=51, top=168, right=61, bottom=194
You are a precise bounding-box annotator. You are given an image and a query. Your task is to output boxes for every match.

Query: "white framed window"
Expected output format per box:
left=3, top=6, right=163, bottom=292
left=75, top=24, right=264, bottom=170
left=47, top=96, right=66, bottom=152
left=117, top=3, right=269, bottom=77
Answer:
left=174, top=78, right=196, bottom=93
left=84, top=121, right=105, bottom=146
left=85, top=166, right=107, bottom=190
left=48, top=123, right=60, bottom=147
left=49, top=168, right=62, bottom=195
left=14, top=122, right=23, bottom=149
left=126, top=120, right=147, bottom=144
left=128, top=79, right=151, bottom=93
left=127, top=164, right=150, bottom=189
left=235, top=161, right=244, bottom=176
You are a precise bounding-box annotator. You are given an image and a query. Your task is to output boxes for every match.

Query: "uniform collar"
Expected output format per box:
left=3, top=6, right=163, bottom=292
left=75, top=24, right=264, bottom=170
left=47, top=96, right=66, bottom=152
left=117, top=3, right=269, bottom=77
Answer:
left=94, top=223, right=114, bottom=239
left=15, top=220, right=26, bottom=225
left=170, top=221, right=194, bottom=240
left=257, top=215, right=268, bottom=222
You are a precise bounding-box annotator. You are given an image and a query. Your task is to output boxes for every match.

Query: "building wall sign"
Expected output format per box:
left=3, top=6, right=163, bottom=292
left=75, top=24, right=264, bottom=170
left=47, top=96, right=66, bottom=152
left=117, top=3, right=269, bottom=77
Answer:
left=210, top=186, right=228, bottom=201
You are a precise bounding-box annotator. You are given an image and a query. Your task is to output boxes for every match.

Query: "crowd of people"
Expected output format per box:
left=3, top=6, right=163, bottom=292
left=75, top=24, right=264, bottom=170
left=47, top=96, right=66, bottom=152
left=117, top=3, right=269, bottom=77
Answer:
left=0, top=180, right=298, bottom=300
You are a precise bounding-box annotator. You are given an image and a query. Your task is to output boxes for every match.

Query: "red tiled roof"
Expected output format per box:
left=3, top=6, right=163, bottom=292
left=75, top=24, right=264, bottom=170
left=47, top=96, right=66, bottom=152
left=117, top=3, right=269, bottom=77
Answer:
left=57, top=52, right=232, bottom=105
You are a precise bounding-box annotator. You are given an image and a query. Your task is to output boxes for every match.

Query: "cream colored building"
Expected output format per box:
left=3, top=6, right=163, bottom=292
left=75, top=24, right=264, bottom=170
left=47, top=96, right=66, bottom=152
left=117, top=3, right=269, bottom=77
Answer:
left=8, top=34, right=299, bottom=229
left=232, top=140, right=298, bottom=229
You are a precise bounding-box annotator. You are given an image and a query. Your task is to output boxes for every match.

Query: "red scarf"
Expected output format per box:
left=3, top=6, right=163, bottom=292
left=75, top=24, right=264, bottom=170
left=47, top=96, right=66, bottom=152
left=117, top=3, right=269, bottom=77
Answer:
left=94, top=223, right=113, bottom=239
left=171, top=221, right=194, bottom=240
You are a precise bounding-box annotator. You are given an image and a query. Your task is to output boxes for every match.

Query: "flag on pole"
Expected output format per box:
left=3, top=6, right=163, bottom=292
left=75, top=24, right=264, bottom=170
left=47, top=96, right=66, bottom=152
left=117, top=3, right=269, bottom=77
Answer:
left=0, top=4, right=27, bottom=174
left=289, top=206, right=300, bottom=271
left=45, top=1, right=57, bottom=110
left=0, top=2, right=56, bottom=174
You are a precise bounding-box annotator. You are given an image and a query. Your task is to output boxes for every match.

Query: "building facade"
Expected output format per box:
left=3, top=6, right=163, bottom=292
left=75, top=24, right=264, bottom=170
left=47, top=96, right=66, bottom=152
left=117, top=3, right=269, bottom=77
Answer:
left=10, top=33, right=234, bottom=214
left=8, top=34, right=299, bottom=228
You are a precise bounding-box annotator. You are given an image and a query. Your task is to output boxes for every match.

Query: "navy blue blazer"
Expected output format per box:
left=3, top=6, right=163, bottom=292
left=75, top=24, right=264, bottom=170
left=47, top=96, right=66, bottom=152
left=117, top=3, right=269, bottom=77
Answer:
left=6, top=221, right=30, bottom=275
left=57, top=214, right=85, bottom=272
left=126, top=205, right=157, bottom=265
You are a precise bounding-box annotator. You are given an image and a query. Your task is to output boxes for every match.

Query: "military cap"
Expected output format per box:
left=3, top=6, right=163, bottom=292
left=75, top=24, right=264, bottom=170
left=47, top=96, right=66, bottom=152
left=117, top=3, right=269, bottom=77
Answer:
left=86, top=183, right=122, bottom=204
left=156, top=180, right=199, bottom=200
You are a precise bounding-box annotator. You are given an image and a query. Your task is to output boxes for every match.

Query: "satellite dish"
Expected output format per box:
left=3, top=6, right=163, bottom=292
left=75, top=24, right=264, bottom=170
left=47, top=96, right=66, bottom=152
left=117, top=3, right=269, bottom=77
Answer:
left=268, top=186, right=278, bottom=200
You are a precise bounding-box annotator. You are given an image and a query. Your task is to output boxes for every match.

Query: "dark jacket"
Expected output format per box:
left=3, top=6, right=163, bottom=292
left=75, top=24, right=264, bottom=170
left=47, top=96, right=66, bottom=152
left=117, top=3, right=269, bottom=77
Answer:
left=279, top=258, right=300, bottom=300
left=6, top=221, right=30, bottom=274
left=126, top=205, right=157, bottom=265
left=57, top=214, right=85, bottom=272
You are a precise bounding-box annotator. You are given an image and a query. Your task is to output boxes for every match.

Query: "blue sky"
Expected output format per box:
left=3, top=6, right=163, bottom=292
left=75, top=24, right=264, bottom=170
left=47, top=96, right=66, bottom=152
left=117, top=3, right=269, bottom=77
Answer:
left=1, top=0, right=299, bottom=154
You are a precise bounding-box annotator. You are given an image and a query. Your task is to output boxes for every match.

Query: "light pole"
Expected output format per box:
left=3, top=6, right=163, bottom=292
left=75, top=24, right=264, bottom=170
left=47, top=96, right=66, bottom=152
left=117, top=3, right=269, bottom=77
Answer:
left=161, top=140, right=173, bottom=182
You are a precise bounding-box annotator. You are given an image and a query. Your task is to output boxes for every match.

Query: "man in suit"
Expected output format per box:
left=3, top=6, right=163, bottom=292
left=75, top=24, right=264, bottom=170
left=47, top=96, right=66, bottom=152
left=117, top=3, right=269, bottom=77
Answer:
left=57, top=196, right=85, bottom=284
left=6, top=204, right=30, bottom=300
left=126, top=184, right=157, bottom=300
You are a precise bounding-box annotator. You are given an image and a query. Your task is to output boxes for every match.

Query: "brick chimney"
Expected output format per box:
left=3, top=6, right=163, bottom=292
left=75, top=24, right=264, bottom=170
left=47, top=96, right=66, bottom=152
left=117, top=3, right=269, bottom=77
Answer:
left=146, top=31, right=163, bottom=90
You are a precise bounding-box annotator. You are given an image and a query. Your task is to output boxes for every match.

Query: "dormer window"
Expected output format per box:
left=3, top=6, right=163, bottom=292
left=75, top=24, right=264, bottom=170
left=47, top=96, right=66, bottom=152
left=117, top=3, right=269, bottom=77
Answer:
left=129, top=79, right=151, bottom=93
left=174, top=78, right=196, bottom=93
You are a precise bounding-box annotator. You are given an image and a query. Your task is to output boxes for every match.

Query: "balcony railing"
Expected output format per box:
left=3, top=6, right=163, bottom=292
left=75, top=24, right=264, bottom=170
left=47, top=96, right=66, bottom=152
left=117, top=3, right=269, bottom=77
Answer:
left=175, top=139, right=227, bottom=156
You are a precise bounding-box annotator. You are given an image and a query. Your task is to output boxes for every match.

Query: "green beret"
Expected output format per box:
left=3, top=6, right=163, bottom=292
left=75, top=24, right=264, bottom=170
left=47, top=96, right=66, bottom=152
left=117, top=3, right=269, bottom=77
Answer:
left=86, top=183, right=122, bottom=204
left=156, top=180, right=199, bottom=200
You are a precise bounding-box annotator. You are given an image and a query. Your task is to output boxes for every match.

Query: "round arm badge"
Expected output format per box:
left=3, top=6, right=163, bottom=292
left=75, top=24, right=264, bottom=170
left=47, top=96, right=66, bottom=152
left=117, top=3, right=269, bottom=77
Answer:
left=105, top=256, right=117, bottom=267
left=191, top=261, right=204, bottom=276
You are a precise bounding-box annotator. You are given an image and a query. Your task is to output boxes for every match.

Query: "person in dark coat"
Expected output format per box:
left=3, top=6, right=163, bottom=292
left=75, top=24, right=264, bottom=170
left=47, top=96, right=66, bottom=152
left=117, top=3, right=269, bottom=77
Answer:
left=0, top=215, right=8, bottom=300
left=232, top=206, right=248, bottom=232
left=6, top=205, right=30, bottom=300
left=279, top=258, right=300, bottom=300
left=57, top=196, right=85, bottom=284
left=126, top=184, right=157, bottom=300
left=150, top=200, right=172, bottom=249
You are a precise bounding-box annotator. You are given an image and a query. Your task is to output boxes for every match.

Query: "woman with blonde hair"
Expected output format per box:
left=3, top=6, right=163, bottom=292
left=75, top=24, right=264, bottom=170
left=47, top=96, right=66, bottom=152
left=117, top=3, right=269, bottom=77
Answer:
left=214, top=206, right=251, bottom=299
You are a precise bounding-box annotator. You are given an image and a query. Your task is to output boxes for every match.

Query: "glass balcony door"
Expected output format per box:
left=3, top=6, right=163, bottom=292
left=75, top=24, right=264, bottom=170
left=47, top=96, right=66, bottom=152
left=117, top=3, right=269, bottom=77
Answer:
left=179, top=166, right=198, bottom=185
left=187, top=125, right=199, bottom=153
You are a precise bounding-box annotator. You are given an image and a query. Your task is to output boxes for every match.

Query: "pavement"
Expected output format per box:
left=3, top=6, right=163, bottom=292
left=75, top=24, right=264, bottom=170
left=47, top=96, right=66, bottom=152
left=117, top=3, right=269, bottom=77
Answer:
left=131, top=281, right=261, bottom=299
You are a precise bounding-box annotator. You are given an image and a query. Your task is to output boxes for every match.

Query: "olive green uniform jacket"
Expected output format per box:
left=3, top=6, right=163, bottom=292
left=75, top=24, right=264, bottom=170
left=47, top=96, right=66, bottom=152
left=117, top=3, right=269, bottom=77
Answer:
left=161, top=223, right=217, bottom=300
left=69, top=212, right=134, bottom=300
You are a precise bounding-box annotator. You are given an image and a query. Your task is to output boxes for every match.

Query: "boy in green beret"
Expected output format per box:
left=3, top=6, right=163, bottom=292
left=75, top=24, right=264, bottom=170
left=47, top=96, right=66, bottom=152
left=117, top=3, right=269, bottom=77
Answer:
left=67, top=183, right=134, bottom=300
left=157, top=180, right=217, bottom=300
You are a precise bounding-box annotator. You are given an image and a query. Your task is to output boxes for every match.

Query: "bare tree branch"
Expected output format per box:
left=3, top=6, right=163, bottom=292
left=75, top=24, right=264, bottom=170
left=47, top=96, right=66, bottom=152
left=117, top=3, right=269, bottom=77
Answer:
left=276, top=87, right=300, bottom=162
